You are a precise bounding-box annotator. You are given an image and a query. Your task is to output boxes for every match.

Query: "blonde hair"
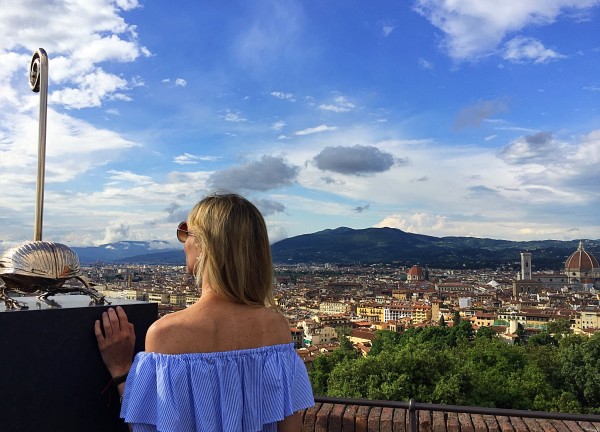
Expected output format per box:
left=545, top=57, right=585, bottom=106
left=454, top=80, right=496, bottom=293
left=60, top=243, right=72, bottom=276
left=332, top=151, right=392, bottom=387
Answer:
left=187, top=193, right=276, bottom=308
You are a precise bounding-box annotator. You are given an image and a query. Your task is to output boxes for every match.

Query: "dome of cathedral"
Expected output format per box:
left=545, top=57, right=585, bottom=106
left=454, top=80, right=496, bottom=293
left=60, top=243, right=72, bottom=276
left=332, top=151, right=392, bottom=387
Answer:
left=565, top=241, right=599, bottom=271
left=407, top=265, right=424, bottom=278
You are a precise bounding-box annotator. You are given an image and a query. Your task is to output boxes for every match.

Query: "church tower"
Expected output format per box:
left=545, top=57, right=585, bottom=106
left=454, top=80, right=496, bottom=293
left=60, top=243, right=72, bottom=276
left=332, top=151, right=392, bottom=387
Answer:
left=521, top=252, right=532, bottom=280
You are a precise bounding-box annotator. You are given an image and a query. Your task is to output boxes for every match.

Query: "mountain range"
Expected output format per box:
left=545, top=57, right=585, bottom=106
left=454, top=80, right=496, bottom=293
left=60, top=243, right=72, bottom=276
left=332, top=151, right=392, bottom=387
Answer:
left=70, top=227, right=599, bottom=271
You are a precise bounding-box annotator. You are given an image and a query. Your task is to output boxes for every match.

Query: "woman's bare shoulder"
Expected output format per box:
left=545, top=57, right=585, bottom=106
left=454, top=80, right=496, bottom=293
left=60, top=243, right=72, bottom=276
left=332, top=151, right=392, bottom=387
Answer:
left=261, top=307, right=292, bottom=345
left=145, top=309, right=199, bottom=353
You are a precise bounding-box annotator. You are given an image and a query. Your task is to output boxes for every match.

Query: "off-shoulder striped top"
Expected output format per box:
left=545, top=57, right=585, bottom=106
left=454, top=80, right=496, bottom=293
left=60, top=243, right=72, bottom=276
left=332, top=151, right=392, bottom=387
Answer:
left=120, top=343, right=315, bottom=432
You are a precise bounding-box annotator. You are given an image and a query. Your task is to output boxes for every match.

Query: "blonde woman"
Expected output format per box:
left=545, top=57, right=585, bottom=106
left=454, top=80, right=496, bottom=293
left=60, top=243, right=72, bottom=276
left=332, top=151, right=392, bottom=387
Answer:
left=95, top=194, right=314, bottom=431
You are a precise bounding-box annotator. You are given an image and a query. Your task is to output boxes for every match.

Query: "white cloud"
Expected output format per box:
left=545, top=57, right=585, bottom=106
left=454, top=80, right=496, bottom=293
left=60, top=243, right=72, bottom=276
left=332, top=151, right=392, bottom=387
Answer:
left=373, top=212, right=589, bottom=241
left=502, top=37, right=565, bottom=63
left=374, top=213, right=450, bottom=234
left=294, top=124, right=338, bottom=136
left=382, top=25, right=395, bottom=37
left=271, top=121, right=286, bottom=131
left=175, top=78, right=187, bottom=87
left=414, top=0, right=598, bottom=61
left=50, top=69, right=130, bottom=109
left=107, top=170, right=154, bottom=185
left=0, top=109, right=139, bottom=191
left=0, top=1, right=149, bottom=111
left=173, top=153, right=220, bottom=165
left=222, top=110, right=247, bottom=122
left=270, top=91, right=296, bottom=102
left=319, top=96, right=355, bottom=113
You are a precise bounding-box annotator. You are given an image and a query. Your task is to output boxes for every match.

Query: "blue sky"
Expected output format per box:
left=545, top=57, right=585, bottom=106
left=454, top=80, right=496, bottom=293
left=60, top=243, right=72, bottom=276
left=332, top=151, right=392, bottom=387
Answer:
left=0, top=0, right=599, bottom=249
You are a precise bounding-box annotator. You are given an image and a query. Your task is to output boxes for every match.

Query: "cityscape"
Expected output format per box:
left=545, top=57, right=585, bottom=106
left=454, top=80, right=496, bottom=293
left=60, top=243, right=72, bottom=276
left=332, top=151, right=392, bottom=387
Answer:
left=84, top=240, right=600, bottom=363
left=2, top=0, right=600, bottom=428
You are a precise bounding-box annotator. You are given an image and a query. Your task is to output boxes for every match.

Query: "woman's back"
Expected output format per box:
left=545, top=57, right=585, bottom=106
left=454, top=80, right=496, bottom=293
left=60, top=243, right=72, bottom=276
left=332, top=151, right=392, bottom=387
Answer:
left=145, top=293, right=292, bottom=355
left=121, top=295, right=311, bottom=432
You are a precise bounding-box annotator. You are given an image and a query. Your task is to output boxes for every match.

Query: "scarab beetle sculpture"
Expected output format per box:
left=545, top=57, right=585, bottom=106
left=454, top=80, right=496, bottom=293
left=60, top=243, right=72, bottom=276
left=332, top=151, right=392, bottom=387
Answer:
left=0, top=241, right=108, bottom=309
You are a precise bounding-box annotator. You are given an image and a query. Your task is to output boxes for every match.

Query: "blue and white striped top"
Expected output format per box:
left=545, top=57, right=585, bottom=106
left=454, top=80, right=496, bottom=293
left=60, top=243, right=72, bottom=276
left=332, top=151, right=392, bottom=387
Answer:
left=120, top=343, right=315, bottom=432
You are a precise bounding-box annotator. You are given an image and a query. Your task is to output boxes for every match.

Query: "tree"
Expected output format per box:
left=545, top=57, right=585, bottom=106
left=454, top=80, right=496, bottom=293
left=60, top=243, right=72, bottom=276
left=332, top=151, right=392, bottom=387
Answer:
left=369, top=330, right=403, bottom=356
left=547, top=318, right=572, bottom=335
left=439, top=315, right=447, bottom=327
left=453, top=311, right=461, bottom=326
left=558, top=333, right=600, bottom=410
left=308, top=337, right=358, bottom=395
left=528, top=332, right=557, bottom=347
left=475, top=326, right=496, bottom=340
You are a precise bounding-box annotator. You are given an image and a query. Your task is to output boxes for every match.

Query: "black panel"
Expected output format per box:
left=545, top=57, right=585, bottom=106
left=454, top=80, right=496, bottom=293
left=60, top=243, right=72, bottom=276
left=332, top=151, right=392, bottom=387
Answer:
left=0, top=295, right=158, bottom=432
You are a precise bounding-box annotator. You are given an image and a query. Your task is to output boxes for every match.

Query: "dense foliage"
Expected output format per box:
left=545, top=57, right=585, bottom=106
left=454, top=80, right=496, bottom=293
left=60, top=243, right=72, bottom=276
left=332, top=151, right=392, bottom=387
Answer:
left=308, top=324, right=600, bottom=413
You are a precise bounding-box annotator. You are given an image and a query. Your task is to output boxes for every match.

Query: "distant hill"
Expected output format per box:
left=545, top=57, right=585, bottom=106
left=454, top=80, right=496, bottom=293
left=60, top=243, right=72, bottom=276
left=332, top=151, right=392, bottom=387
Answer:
left=72, top=241, right=182, bottom=265
left=269, top=227, right=599, bottom=270
left=69, top=229, right=599, bottom=270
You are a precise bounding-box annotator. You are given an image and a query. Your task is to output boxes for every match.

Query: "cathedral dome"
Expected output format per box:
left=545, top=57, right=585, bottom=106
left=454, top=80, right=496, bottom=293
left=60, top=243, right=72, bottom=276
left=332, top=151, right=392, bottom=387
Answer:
left=565, top=241, right=599, bottom=271
left=407, top=265, right=424, bottom=281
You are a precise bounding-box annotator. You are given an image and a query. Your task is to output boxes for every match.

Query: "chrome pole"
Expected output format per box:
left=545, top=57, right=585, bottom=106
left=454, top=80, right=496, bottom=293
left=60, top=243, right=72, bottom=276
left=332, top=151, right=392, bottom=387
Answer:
left=29, top=48, right=48, bottom=241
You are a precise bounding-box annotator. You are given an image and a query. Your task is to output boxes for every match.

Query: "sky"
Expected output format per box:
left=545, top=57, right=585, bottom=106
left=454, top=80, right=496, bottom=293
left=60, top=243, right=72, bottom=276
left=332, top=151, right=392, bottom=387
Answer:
left=0, top=0, right=599, bottom=250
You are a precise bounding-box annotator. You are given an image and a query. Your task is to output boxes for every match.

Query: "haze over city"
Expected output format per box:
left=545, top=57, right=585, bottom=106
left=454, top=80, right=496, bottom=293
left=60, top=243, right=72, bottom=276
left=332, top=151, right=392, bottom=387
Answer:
left=1, top=0, right=599, bottom=250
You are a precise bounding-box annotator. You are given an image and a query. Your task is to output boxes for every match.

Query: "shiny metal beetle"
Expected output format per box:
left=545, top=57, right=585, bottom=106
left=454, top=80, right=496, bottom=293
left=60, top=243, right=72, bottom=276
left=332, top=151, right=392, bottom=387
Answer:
left=0, top=241, right=108, bottom=309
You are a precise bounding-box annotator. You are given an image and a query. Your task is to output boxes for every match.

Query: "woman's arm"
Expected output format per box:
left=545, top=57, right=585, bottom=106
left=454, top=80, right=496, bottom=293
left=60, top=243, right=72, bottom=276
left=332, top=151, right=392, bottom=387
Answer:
left=94, top=306, right=136, bottom=398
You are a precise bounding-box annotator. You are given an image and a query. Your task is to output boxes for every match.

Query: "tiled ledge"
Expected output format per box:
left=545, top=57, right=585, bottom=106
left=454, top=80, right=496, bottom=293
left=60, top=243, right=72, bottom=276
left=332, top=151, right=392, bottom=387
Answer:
left=300, top=401, right=600, bottom=432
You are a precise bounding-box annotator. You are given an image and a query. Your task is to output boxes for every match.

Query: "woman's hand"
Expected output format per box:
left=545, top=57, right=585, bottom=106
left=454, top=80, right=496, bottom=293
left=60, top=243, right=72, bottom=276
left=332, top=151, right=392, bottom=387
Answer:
left=95, top=306, right=136, bottom=378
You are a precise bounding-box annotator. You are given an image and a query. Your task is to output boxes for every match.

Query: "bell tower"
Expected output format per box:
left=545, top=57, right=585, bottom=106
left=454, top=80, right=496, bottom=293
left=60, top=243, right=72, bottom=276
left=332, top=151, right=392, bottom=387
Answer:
left=521, top=252, right=532, bottom=280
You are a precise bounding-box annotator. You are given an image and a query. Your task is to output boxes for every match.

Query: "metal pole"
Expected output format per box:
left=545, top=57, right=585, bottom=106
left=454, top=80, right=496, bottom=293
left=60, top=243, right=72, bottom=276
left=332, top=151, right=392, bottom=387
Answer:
left=409, top=398, right=417, bottom=432
left=29, top=48, right=48, bottom=241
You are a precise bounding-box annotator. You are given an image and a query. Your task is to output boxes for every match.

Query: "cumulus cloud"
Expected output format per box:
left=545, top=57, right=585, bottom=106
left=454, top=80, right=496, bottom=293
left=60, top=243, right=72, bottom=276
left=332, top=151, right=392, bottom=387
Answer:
left=102, top=222, right=131, bottom=244
left=455, top=98, right=509, bottom=129
left=319, top=96, right=355, bottom=113
left=267, top=225, right=288, bottom=244
left=0, top=1, right=149, bottom=110
left=503, top=130, right=600, bottom=197
left=175, top=78, right=187, bottom=87
left=208, top=155, right=299, bottom=191
left=253, top=199, right=286, bottom=216
left=222, top=110, right=247, bottom=122
left=502, top=37, right=565, bottom=63
left=294, top=124, right=337, bottom=136
left=313, top=144, right=396, bottom=175
left=0, top=109, right=139, bottom=187
left=374, top=213, right=450, bottom=235
left=173, top=153, right=220, bottom=165
left=50, top=70, right=130, bottom=108
left=270, top=91, right=296, bottom=102
left=498, top=131, right=565, bottom=165
left=414, top=0, right=597, bottom=61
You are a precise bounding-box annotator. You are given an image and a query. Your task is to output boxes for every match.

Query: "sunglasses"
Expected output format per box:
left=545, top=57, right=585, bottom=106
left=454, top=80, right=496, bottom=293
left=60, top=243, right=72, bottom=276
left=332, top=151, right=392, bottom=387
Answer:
left=177, top=221, right=195, bottom=243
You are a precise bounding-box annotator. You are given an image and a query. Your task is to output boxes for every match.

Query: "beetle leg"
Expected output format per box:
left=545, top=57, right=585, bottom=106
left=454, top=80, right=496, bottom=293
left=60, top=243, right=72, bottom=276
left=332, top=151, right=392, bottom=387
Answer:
left=0, top=287, right=29, bottom=310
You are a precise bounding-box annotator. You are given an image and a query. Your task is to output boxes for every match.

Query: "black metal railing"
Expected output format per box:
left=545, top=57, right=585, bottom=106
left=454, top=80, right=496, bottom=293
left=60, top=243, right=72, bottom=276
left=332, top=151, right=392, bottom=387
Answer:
left=314, top=396, right=600, bottom=432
